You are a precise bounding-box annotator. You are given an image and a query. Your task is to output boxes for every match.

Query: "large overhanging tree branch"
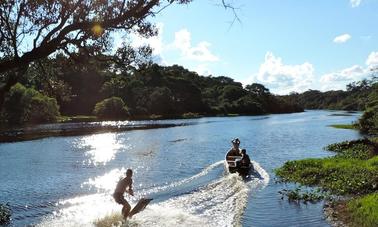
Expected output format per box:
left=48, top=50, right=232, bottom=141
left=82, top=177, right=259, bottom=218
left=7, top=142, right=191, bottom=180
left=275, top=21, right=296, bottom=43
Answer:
left=0, top=0, right=236, bottom=110
left=0, top=0, right=192, bottom=106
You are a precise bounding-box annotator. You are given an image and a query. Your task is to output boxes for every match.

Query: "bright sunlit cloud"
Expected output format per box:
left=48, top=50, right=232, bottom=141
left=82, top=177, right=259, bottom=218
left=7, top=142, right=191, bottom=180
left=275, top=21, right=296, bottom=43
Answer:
left=195, top=64, right=212, bottom=76
left=319, top=65, right=366, bottom=90
left=333, top=34, right=352, bottom=43
left=173, top=29, right=219, bottom=62
left=366, top=51, right=378, bottom=69
left=244, top=51, right=378, bottom=94
left=350, top=0, right=362, bottom=7
left=245, top=52, right=315, bottom=94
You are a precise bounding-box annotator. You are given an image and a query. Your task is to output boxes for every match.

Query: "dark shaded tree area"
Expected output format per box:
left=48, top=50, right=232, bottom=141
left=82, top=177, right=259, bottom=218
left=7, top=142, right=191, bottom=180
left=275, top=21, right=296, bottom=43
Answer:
left=1, top=54, right=303, bottom=124
left=0, top=0, right=192, bottom=111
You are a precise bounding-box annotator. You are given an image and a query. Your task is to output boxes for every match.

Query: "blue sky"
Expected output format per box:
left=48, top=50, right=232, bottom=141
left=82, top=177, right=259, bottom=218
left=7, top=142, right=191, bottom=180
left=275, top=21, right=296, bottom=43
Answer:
left=122, top=0, right=378, bottom=94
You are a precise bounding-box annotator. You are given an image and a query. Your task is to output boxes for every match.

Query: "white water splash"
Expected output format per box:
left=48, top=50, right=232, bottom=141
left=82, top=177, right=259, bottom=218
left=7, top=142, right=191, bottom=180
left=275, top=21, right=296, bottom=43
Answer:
left=38, top=160, right=269, bottom=227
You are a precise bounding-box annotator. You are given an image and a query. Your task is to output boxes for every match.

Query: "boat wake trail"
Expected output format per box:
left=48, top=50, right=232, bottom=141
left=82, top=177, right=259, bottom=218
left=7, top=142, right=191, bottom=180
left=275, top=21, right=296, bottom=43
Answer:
left=38, top=160, right=269, bottom=227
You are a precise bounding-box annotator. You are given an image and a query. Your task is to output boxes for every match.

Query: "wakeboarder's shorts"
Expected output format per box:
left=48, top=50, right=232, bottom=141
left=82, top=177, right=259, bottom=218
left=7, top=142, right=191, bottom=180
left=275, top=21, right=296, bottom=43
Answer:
left=113, top=192, right=127, bottom=205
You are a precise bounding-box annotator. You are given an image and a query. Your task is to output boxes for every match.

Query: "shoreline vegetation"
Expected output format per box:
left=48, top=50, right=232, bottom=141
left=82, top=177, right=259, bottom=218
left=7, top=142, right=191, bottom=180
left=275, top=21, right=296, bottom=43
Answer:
left=0, top=63, right=304, bottom=127
left=328, top=124, right=358, bottom=130
left=276, top=76, right=378, bottom=226
left=275, top=138, right=378, bottom=226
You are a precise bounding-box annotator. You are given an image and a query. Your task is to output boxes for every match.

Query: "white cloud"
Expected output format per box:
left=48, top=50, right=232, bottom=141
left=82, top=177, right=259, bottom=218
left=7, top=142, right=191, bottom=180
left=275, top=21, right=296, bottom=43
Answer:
left=319, top=51, right=378, bottom=90
left=173, top=29, right=219, bottom=62
left=245, top=51, right=378, bottom=94
left=319, top=65, right=366, bottom=90
left=195, top=64, right=212, bottom=76
left=246, top=52, right=315, bottom=95
left=130, top=23, right=164, bottom=55
left=366, top=51, right=378, bottom=69
left=333, top=34, right=352, bottom=43
left=350, top=0, right=362, bottom=7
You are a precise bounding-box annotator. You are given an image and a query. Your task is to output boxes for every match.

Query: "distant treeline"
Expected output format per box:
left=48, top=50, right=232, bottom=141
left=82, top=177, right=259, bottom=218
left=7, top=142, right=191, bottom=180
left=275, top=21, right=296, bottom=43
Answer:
left=281, top=78, right=378, bottom=111
left=282, top=76, right=378, bottom=134
left=0, top=55, right=302, bottom=125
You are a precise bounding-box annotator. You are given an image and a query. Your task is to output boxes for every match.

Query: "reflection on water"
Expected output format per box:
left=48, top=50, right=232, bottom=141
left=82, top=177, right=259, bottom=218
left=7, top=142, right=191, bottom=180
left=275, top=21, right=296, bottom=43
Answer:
left=82, top=168, right=127, bottom=193
left=0, top=110, right=362, bottom=226
left=77, top=133, right=127, bottom=166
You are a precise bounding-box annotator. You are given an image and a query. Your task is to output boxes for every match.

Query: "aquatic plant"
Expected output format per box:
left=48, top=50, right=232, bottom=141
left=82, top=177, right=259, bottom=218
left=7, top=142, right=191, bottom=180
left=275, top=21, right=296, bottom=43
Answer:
left=0, top=203, right=11, bottom=225
left=325, top=138, right=377, bottom=160
left=276, top=139, right=378, bottom=195
left=278, top=187, right=327, bottom=203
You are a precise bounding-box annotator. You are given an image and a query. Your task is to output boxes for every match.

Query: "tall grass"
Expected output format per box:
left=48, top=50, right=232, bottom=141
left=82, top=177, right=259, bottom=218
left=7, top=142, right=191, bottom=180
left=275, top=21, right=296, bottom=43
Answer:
left=347, top=193, right=378, bottom=227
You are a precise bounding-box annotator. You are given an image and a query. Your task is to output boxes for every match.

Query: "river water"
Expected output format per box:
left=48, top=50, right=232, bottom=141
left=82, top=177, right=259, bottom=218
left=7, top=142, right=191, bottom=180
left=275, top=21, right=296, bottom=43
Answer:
left=0, top=110, right=362, bottom=227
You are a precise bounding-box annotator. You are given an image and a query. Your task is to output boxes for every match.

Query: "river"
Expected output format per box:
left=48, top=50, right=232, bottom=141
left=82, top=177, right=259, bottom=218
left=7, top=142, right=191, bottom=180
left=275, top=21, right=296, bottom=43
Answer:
left=0, top=110, right=362, bottom=226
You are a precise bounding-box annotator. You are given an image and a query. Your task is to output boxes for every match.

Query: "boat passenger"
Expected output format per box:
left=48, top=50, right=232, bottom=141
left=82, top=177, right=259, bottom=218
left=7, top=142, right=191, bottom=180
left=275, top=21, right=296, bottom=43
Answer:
left=240, top=149, right=251, bottom=167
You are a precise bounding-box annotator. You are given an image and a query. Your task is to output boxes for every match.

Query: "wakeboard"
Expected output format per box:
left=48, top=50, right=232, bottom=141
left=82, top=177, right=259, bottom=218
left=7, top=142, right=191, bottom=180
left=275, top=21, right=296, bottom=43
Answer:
left=128, top=198, right=153, bottom=218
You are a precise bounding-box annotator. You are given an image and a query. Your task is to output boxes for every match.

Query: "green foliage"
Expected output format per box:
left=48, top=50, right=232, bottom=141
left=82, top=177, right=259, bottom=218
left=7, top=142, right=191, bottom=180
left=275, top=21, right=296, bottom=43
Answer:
left=329, top=124, right=357, bottom=130
left=325, top=139, right=377, bottom=160
left=2, top=83, right=60, bottom=124
left=282, top=77, right=378, bottom=111
left=0, top=203, right=11, bottom=225
left=347, top=193, right=378, bottom=227
left=93, top=97, right=129, bottom=120
left=58, top=115, right=97, bottom=123
left=3, top=58, right=303, bottom=125
left=359, top=105, right=378, bottom=135
left=221, top=85, right=246, bottom=102
left=276, top=157, right=378, bottom=195
left=278, top=187, right=327, bottom=203
left=275, top=139, right=378, bottom=195
left=147, top=87, right=174, bottom=115
left=182, top=112, right=202, bottom=118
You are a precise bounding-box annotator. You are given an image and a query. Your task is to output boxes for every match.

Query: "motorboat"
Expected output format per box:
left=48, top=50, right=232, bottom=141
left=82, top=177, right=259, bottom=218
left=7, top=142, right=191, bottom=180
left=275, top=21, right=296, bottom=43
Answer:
left=225, top=153, right=254, bottom=178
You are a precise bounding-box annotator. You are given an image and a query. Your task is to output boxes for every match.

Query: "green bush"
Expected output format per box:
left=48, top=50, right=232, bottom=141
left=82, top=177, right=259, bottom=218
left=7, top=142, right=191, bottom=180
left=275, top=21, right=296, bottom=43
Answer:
left=0, top=203, right=11, bottom=225
left=359, top=105, right=378, bottom=135
left=2, top=83, right=60, bottom=124
left=93, top=97, right=129, bottom=120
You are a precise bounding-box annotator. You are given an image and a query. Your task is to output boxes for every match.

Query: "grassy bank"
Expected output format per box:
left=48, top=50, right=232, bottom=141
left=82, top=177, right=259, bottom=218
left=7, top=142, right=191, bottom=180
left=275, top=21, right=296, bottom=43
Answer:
left=348, top=193, right=378, bottom=227
left=329, top=124, right=358, bottom=130
left=275, top=138, right=378, bottom=226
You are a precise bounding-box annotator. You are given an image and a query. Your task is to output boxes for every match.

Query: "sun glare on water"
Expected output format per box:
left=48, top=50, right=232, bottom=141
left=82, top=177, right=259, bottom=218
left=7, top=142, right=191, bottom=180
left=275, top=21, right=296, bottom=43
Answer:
left=80, top=133, right=126, bottom=165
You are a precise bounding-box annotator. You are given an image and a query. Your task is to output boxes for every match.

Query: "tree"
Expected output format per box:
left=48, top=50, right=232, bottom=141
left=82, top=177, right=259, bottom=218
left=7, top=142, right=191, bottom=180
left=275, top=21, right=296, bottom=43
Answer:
left=245, top=83, right=270, bottom=96
left=93, top=96, right=129, bottom=119
left=2, top=83, right=60, bottom=124
left=221, top=84, right=246, bottom=102
left=0, top=0, right=191, bottom=110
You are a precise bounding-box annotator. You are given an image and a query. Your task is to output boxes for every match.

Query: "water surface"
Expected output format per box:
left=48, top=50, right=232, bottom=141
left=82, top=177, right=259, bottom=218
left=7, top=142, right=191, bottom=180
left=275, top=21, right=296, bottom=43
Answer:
left=0, top=110, right=361, bottom=226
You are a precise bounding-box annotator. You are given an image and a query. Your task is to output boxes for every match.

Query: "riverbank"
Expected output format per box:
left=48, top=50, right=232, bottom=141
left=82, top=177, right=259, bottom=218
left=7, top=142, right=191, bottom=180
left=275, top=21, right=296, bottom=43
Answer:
left=0, top=111, right=302, bottom=143
left=275, top=138, right=378, bottom=226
